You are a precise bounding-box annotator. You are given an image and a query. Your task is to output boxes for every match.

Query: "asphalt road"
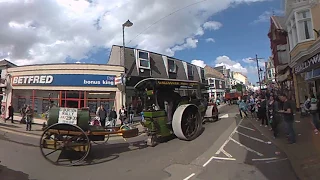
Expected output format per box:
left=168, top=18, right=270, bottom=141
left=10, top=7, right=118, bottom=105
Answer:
left=0, top=105, right=298, bottom=180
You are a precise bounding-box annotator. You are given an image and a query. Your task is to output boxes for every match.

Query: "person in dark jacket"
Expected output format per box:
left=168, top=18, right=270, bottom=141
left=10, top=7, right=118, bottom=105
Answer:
left=268, top=95, right=279, bottom=138
left=96, top=105, right=107, bottom=127
left=108, top=107, right=117, bottom=126
left=5, top=105, right=14, bottom=123
left=25, top=105, right=33, bottom=131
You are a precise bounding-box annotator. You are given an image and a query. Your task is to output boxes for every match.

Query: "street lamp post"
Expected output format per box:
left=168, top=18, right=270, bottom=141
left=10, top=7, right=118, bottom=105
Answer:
left=121, top=20, right=133, bottom=107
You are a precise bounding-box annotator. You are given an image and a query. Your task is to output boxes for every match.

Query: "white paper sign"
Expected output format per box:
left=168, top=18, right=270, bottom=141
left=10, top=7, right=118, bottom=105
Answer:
left=58, top=108, right=78, bottom=124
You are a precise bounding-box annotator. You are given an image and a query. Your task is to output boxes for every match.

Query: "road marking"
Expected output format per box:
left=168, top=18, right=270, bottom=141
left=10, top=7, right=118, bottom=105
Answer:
left=229, top=137, right=264, bottom=157
left=219, top=114, right=229, bottom=118
left=203, top=156, right=236, bottom=167
left=252, top=157, right=278, bottom=161
left=238, top=125, right=255, bottom=131
left=235, top=131, right=266, bottom=143
left=221, top=149, right=233, bottom=158
left=202, top=157, right=213, bottom=167
left=0, top=128, right=40, bottom=138
left=215, top=118, right=244, bottom=155
left=211, top=156, right=236, bottom=161
left=265, top=158, right=288, bottom=163
left=183, top=173, right=195, bottom=180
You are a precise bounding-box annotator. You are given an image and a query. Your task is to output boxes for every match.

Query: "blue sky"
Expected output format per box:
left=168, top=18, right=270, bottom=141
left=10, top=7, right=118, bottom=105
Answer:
left=67, top=0, right=282, bottom=84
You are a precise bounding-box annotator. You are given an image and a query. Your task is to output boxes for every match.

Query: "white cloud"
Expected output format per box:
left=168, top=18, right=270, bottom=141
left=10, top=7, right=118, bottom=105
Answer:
left=191, top=59, right=206, bottom=68
left=203, top=21, right=223, bottom=30
left=0, top=0, right=268, bottom=65
left=242, top=57, right=265, bottom=67
left=205, top=38, right=215, bottom=43
left=253, top=9, right=284, bottom=23
left=214, top=55, right=248, bottom=73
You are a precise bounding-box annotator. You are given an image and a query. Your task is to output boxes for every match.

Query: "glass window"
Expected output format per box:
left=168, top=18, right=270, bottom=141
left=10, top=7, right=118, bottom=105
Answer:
left=139, top=59, right=150, bottom=68
left=187, top=65, right=193, bottom=76
left=138, top=51, right=149, bottom=60
left=168, top=59, right=176, bottom=73
left=201, top=68, right=205, bottom=79
left=138, top=51, right=150, bottom=68
left=297, top=10, right=314, bottom=41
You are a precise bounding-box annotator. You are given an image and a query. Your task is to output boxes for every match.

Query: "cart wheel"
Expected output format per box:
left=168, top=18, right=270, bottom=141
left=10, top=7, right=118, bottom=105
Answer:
left=39, top=123, right=91, bottom=166
left=91, top=134, right=110, bottom=145
left=147, top=135, right=157, bottom=147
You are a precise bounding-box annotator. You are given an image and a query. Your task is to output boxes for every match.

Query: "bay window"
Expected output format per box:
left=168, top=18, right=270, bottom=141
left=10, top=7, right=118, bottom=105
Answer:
left=286, top=9, right=314, bottom=51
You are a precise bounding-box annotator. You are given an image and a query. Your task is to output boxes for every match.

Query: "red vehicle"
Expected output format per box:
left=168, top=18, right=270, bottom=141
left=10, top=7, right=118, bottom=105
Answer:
left=225, top=89, right=242, bottom=104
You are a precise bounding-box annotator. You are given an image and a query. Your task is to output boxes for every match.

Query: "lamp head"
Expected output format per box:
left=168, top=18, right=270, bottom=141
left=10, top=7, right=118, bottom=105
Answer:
left=123, top=20, right=133, bottom=27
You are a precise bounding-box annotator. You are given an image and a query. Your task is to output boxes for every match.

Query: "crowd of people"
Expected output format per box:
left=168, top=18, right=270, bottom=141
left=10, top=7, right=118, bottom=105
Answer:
left=237, top=91, right=298, bottom=144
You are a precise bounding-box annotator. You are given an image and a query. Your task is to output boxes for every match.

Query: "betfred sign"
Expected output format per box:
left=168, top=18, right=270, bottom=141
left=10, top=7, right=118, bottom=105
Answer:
left=12, top=75, right=53, bottom=85
left=11, top=74, right=116, bottom=87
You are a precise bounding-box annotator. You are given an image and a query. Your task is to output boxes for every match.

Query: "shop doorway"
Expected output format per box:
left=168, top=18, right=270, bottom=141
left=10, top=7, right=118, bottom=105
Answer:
left=62, top=91, right=84, bottom=108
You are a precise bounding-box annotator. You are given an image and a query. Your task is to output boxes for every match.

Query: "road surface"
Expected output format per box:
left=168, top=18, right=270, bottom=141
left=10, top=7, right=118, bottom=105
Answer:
left=0, top=105, right=298, bottom=180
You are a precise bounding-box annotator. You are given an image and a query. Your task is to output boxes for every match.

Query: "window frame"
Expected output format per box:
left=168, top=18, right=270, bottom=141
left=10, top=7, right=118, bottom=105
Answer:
left=137, top=50, right=150, bottom=69
left=167, top=58, right=176, bottom=73
left=286, top=8, right=315, bottom=51
left=187, top=64, right=194, bottom=77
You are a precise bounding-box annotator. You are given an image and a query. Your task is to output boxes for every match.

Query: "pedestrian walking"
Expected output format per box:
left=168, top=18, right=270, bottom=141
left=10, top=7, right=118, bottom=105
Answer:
left=25, top=105, right=33, bottom=131
left=259, top=96, right=268, bottom=127
left=268, top=95, right=279, bottom=138
left=309, top=95, right=319, bottom=134
left=128, top=104, right=135, bottom=124
left=278, top=94, right=296, bottom=144
left=119, top=105, right=127, bottom=125
left=5, top=104, right=14, bottom=123
left=108, top=107, right=117, bottom=127
left=96, top=104, right=107, bottom=127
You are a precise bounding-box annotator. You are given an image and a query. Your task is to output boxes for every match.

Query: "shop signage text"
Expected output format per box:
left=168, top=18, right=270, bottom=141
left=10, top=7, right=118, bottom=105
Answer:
left=13, top=75, right=53, bottom=85
left=294, top=53, right=320, bottom=73
left=12, top=74, right=116, bottom=87
left=157, top=80, right=198, bottom=86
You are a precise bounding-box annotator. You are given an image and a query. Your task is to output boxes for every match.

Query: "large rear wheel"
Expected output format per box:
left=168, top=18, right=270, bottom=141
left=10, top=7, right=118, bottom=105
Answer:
left=172, top=104, right=202, bottom=141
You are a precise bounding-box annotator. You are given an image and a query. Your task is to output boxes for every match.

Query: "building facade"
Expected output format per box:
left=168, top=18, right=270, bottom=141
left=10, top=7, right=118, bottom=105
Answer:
left=233, top=72, right=248, bottom=85
left=107, top=45, right=206, bottom=107
left=3, top=63, right=124, bottom=118
left=0, top=60, right=17, bottom=118
left=268, top=15, right=293, bottom=97
left=204, top=65, right=226, bottom=99
left=284, top=0, right=320, bottom=107
left=265, top=57, right=276, bottom=83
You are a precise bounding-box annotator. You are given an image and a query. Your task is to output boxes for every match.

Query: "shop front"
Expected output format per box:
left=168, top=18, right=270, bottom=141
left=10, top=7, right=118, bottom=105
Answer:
left=293, top=48, right=320, bottom=107
left=4, top=64, right=124, bottom=119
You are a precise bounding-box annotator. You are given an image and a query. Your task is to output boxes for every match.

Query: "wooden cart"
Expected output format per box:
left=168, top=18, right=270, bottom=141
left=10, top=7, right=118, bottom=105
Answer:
left=39, top=107, right=139, bottom=166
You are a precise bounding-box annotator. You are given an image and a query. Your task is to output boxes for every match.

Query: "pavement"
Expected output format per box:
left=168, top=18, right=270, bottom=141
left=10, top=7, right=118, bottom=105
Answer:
left=249, top=113, right=320, bottom=180
left=0, top=104, right=298, bottom=180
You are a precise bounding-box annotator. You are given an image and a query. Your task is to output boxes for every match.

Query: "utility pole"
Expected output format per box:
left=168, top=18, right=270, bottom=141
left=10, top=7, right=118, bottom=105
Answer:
left=250, top=54, right=264, bottom=90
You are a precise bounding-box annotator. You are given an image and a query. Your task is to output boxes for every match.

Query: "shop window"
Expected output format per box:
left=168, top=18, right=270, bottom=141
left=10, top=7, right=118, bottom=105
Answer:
left=88, top=99, right=97, bottom=115
left=138, top=51, right=150, bottom=69
left=168, top=58, right=176, bottom=73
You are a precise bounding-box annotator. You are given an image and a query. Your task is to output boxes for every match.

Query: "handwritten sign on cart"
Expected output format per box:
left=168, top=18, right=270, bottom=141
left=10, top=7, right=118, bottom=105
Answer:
left=58, top=108, right=78, bottom=125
